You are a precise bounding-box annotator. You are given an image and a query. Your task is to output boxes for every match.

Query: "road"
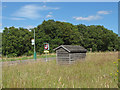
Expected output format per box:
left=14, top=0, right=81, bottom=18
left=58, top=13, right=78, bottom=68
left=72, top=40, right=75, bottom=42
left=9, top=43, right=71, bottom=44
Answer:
left=2, top=57, right=56, bottom=66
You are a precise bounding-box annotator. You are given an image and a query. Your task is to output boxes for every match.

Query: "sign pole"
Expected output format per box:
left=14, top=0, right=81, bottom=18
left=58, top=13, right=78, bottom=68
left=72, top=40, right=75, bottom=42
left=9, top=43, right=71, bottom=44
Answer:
left=34, top=29, right=36, bottom=60
left=46, top=52, right=47, bottom=62
left=44, top=43, right=49, bottom=62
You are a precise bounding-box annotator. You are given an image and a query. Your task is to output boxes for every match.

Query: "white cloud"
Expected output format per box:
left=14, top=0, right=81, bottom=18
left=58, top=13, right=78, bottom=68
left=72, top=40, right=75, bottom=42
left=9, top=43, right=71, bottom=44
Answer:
left=10, top=17, right=26, bottom=20
left=60, top=20, right=67, bottom=22
left=46, top=12, right=53, bottom=18
left=24, top=25, right=36, bottom=32
left=73, top=10, right=112, bottom=21
left=12, top=4, right=59, bottom=19
left=0, top=23, right=2, bottom=27
left=73, top=15, right=102, bottom=21
left=40, top=5, right=59, bottom=10
left=97, top=11, right=112, bottom=15
left=2, top=16, right=25, bottom=21
left=49, top=12, right=53, bottom=14
left=12, top=5, right=41, bottom=19
left=42, top=5, right=46, bottom=8
left=0, top=28, right=4, bottom=32
left=46, top=15, right=53, bottom=18
left=25, top=25, right=35, bottom=29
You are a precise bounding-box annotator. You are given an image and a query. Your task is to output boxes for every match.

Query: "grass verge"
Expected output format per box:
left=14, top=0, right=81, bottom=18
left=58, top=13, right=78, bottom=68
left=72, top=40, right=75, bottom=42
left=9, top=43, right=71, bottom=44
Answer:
left=2, top=52, right=118, bottom=88
left=1, top=54, right=56, bottom=62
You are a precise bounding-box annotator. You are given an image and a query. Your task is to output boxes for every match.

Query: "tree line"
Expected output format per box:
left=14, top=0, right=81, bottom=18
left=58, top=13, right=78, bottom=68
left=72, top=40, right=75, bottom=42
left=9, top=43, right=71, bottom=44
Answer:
left=2, top=20, right=120, bottom=57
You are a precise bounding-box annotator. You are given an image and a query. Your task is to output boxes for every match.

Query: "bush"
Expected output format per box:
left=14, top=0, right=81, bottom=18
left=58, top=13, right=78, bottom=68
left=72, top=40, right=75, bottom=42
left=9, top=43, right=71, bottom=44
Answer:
left=7, top=53, right=17, bottom=58
left=25, top=51, right=33, bottom=56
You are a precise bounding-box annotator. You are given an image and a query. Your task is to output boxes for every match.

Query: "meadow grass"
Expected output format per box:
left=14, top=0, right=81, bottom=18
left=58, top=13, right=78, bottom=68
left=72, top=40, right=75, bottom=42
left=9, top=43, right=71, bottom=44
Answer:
left=1, top=53, right=56, bottom=62
left=2, top=52, right=118, bottom=88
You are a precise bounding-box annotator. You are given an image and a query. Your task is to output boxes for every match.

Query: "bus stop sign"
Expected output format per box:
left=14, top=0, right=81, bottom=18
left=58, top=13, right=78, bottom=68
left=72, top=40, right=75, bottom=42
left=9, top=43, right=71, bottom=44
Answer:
left=44, top=43, right=49, bottom=50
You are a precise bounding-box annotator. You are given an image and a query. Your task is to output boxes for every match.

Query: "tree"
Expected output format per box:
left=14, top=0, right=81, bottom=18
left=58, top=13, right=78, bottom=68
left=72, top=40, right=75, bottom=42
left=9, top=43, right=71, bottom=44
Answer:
left=2, top=27, right=32, bottom=57
left=2, top=20, right=120, bottom=57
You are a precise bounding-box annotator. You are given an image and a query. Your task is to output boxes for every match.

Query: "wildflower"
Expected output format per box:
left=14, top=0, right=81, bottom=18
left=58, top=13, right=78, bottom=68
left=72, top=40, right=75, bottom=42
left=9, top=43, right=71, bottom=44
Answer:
left=110, top=73, right=112, bottom=75
left=113, top=62, right=116, bottom=64
left=117, top=70, right=119, bottom=73
left=115, top=73, right=117, bottom=76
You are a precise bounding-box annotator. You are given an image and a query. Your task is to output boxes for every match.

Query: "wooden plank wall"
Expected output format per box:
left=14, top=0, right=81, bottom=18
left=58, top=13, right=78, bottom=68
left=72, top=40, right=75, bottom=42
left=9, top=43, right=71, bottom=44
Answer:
left=69, top=53, right=86, bottom=62
left=56, top=48, right=70, bottom=64
left=56, top=48, right=86, bottom=64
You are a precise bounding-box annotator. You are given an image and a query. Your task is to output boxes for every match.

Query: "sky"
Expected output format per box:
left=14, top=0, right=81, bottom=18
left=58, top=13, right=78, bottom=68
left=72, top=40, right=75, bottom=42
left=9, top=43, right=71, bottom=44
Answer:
left=1, top=2, right=118, bottom=34
left=1, top=0, right=120, bottom=2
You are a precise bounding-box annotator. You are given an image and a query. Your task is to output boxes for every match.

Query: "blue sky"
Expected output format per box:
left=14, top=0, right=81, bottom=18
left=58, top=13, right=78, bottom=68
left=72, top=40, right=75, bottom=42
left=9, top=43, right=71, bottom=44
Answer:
left=2, top=2, right=118, bottom=34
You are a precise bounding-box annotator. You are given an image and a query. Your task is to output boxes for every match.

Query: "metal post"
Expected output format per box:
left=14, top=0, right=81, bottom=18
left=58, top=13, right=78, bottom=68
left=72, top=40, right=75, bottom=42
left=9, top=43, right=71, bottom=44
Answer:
left=46, top=52, right=47, bottom=62
left=34, top=29, right=36, bottom=60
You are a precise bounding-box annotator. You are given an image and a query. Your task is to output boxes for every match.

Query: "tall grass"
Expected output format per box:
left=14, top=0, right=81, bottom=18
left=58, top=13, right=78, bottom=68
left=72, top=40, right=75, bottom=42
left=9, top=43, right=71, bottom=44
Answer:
left=2, top=53, right=56, bottom=62
left=2, top=52, right=118, bottom=88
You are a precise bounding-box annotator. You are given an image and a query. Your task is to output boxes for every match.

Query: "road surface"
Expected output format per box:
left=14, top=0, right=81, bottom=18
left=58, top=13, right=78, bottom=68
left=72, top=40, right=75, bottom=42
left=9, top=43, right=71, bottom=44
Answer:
left=2, top=57, right=56, bottom=66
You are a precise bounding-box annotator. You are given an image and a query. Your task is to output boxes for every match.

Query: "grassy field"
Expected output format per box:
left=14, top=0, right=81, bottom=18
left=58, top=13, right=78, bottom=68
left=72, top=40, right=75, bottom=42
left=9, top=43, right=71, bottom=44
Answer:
left=1, top=53, right=56, bottom=62
left=2, top=52, right=118, bottom=88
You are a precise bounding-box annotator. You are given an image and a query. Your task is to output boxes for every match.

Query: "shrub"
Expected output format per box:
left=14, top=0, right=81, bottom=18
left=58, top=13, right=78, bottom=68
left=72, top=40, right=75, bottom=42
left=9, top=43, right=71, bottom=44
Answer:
left=25, top=51, right=33, bottom=56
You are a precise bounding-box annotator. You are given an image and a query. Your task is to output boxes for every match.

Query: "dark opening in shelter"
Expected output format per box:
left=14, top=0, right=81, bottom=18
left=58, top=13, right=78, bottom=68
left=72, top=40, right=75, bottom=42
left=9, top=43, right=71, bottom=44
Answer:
left=54, top=45, right=87, bottom=64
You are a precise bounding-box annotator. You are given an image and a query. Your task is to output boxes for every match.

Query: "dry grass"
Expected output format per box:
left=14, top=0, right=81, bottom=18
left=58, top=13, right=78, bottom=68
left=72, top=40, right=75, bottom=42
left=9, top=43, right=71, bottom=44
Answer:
left=2, top=52, right=118, bottom=88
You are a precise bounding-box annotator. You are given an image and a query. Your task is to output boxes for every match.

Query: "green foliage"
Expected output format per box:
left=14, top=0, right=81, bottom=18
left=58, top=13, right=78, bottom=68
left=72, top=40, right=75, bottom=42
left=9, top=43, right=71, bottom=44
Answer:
left=25, top=50, right=33, bottom=56
left=2, top=20, right=120, bottom=57
left=77, top=24, right=120, bottom=51
left=2, top=27, right=32, bottom=56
